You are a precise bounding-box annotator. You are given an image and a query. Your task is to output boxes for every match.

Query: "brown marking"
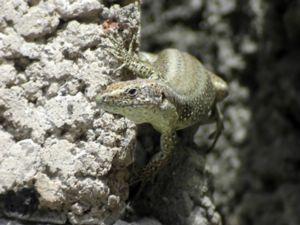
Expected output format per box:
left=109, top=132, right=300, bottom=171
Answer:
left=102, top=20, right=119, bottom=32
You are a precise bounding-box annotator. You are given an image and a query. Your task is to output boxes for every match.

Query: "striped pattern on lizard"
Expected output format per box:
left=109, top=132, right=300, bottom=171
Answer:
left=96, top=33, right=228, bottom=184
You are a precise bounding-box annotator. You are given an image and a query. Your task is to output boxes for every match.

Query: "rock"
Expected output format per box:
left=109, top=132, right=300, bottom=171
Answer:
left=14, top=1, right=59, bottom=39
left=0, top=1, right=139, bottom=224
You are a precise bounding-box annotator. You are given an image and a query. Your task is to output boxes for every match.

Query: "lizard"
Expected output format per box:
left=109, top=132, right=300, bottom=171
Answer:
left=96, top=32, right=228, bottom=184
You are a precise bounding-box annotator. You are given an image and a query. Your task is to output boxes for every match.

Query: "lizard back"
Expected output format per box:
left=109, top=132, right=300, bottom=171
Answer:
left=153, top=49, right=216, bottom=127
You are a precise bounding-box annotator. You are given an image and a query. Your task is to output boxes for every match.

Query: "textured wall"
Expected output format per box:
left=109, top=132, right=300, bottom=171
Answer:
left=0, top=1, right=139, bottom=224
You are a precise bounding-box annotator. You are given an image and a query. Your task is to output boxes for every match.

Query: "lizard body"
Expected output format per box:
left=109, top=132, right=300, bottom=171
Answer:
left=97, top=34, right=228, bottom=183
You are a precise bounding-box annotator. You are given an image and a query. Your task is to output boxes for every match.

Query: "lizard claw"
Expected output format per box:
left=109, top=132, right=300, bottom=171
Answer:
left=207, top=105, right=224, bottom=151
left=208, top=130, right=216, bottom=140
left=129, top=164, right=158, bottom=186
left=113, top=63, right=127, bottom=73
left=100, top=40, right=125, bottom=59
left=207, top=128, right=222, bottom=151
left=101, top=31, right=136, bottom=64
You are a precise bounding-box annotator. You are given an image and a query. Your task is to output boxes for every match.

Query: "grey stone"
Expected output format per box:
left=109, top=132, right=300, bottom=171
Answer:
left=0, top=1, right=139, bottom=224
left=14, top=1, right=59, bottom=39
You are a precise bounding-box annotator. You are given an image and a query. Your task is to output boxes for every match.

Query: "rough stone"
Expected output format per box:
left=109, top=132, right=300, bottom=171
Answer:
left=0, top=139, right=41, bottom=193
left=0, top=27, right=25, bottom=58
left=0, top=63, right=17, bottom=87
left=0, top=1, right=139, bottom=225
left=54, top=0, right=104, bottom=19
left=139, top=0, right=300, bottom=225
left=14, top=1, right=60, bottom=39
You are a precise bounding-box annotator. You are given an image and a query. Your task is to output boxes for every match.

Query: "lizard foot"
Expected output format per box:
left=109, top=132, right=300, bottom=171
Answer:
left=129, top=166, right=157, bottom=185
left=130, top=132, right=175, bottom=185
left=128, top=167, right=157, bottom=200
left=207, top=105, right=224, bottom=151
left=101, top=31, right=137, bottom=64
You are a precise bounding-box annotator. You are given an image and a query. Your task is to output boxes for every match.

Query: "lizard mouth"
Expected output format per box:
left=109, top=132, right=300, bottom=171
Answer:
left=96, top=95, right=159, bottom=109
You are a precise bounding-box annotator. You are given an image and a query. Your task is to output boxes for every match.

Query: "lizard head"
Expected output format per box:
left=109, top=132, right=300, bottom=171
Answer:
left=96, top=79, right=177, bottom=126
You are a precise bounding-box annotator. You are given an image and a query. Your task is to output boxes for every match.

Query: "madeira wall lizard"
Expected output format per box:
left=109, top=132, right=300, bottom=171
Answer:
left=96, top=33, right=228, bottom=183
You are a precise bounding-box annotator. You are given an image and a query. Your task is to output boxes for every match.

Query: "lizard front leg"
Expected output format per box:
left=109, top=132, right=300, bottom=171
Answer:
left=207, top=104, right=224, bottom=151
left=102, top=32, right=162, bottom=80
left=131, top=132, right=176, bottom=184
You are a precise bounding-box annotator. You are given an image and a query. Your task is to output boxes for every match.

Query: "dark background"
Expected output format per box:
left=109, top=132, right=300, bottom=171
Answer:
left=139, top=0, right=300, bottom=224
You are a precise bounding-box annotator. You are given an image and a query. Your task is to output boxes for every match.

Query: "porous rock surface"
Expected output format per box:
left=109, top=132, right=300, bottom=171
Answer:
left=141, top=0, right=300, bottom=225
left=0, top=1, right=139, bottom=224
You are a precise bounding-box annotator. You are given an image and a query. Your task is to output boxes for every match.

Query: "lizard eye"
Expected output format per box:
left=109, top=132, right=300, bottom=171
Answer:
left=126, top=88, right=138, bottom=97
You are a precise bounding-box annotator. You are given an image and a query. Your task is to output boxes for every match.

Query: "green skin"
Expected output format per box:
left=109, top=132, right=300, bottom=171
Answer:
left=97, top=34, right=228, bottom=183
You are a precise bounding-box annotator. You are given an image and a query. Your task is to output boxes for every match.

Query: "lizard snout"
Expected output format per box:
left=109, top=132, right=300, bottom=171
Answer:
left=96, top=94, right=107, bottom=106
